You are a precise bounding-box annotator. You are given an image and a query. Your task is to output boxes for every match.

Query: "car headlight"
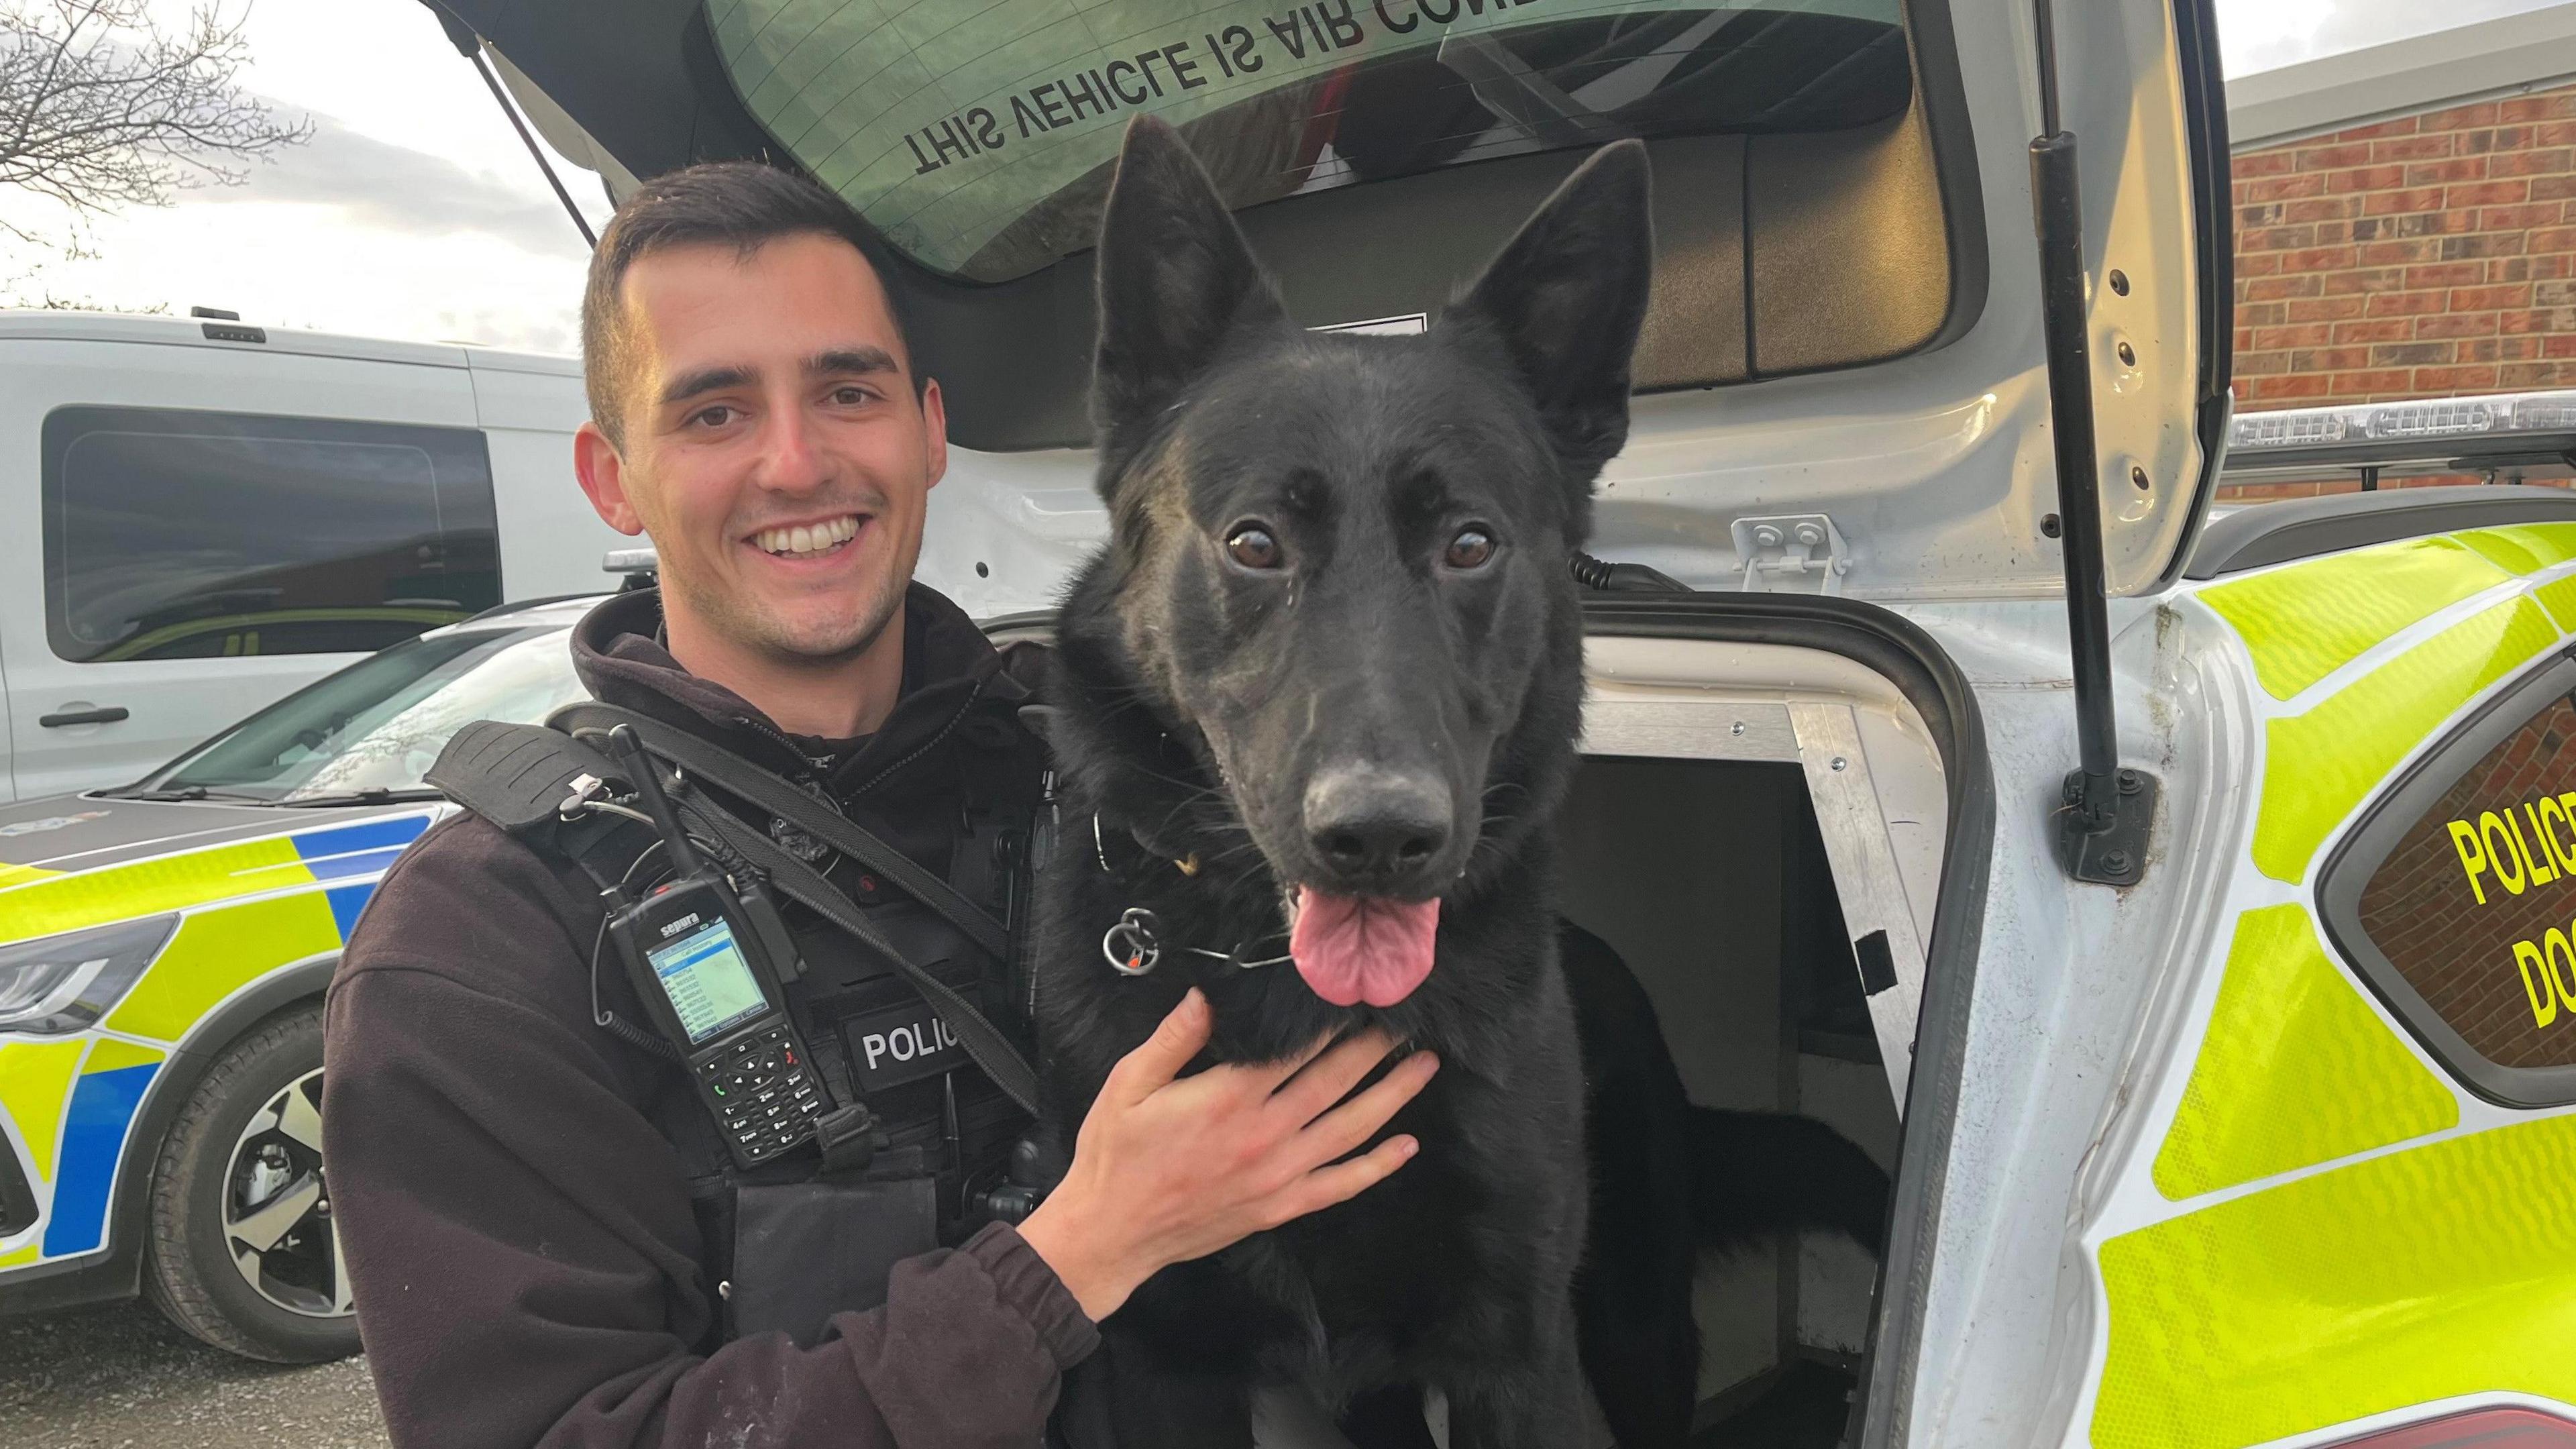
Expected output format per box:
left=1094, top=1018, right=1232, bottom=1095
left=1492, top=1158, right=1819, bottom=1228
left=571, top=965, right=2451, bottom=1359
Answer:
left=0, top=915, right=179, bottom=1036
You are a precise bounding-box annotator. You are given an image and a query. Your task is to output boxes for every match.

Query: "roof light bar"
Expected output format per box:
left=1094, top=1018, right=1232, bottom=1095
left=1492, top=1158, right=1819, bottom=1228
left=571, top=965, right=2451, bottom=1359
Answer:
left=2232, top=390, right=2576, bottom=451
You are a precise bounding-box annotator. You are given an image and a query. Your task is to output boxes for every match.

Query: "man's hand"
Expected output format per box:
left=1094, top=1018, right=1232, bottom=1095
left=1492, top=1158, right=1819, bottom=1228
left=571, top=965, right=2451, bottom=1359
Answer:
left=1016, top=988, right=1437, bottom=1321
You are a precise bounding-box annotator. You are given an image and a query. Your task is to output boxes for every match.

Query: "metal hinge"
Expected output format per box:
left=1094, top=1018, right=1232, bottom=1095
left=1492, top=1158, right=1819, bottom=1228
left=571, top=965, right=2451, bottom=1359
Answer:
left=1730, top=513, right=1851, bottom=594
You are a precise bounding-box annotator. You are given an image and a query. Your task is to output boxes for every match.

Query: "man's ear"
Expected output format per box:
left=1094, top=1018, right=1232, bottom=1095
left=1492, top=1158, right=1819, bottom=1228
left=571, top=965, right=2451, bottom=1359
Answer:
left=1441, top=140, right=1654, bottom=482
left=574, top=421, right=645, bottom=536
left=1090, top=115, right=1289, bottom=480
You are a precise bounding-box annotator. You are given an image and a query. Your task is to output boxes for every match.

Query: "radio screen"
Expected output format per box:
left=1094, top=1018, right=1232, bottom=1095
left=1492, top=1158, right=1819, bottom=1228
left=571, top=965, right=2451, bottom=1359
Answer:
left=646, top=918, right=771, bottom=1045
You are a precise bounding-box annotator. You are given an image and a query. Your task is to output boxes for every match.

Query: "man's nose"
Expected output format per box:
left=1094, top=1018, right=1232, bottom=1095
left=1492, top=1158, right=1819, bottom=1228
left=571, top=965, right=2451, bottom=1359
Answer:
left=1303, top=765, right=1452, bottom=891
left=755, top=404, right=830, bottom=490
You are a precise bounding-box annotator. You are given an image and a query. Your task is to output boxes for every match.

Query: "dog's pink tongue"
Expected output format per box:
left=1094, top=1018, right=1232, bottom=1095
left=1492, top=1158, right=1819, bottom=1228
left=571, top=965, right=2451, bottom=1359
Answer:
left=1289, top=888, right=1441, bottom=1007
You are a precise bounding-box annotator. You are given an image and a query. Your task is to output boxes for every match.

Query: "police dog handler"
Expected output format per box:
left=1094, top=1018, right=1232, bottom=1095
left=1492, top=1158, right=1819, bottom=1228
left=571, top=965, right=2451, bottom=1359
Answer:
left=323, top=164, right=1436, bottom=1447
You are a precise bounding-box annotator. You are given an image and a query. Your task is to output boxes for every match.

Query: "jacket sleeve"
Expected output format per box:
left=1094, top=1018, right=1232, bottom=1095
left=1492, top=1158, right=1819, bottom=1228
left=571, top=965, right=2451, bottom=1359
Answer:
left=323, top=962, right=1097, bottom=1449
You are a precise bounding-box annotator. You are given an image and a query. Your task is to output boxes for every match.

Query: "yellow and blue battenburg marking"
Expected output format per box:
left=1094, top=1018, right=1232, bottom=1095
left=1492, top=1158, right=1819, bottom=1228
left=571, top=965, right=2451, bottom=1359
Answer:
left=0, top=811, right=433, bottom=1271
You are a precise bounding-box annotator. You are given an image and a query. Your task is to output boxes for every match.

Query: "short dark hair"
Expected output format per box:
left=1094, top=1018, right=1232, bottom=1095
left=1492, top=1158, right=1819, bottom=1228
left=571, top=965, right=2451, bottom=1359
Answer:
left=580, top=162, right=924, bottom=445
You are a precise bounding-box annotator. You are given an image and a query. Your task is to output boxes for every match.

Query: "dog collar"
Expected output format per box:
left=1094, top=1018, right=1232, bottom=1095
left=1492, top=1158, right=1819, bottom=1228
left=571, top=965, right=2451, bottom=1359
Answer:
left=1100, top=906, right=1293, bottom=977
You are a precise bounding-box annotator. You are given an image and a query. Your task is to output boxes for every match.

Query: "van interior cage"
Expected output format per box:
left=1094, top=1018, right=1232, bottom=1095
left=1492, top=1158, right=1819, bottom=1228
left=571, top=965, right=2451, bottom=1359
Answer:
left=2224, top=390, right=2576, bottom=492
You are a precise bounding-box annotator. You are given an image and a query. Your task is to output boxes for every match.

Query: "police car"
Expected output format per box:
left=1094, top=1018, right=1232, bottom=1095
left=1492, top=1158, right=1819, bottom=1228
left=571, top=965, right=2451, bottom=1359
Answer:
left=0, top=595, right=598, bottom=1360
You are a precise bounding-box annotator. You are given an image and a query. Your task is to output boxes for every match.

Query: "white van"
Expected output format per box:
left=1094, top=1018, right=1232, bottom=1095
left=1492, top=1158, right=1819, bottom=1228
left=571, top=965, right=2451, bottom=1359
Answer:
left=0, top=311, right=627, bottom=801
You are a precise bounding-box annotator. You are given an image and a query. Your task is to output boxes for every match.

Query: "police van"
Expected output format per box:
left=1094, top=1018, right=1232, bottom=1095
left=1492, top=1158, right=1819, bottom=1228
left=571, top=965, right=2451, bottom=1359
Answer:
left=21, top=0, right=2568, bottom=1440
left=0, top=311, right=630, bottom=803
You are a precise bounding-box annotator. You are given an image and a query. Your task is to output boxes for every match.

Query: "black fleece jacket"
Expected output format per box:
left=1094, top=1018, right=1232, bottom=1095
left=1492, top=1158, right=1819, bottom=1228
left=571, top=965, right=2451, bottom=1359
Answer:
left=322, top=585, right=1095, bottom=1448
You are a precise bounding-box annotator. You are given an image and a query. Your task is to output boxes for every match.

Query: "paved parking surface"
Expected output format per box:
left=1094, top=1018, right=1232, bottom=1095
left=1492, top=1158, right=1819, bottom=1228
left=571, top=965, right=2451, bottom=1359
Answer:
left=1, top=1301, right=387, bottom=1449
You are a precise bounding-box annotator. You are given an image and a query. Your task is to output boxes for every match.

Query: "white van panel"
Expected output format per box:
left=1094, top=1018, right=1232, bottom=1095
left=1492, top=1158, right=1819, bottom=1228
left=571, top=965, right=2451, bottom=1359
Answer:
left=470, top=358, right=628, bottom=598
left=0, top=337, right=481, bottom=801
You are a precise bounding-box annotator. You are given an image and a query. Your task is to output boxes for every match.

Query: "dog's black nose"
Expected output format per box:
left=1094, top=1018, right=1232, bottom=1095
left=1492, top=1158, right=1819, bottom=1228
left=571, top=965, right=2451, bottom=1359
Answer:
left=1304, top=767, right=1452, bottom=885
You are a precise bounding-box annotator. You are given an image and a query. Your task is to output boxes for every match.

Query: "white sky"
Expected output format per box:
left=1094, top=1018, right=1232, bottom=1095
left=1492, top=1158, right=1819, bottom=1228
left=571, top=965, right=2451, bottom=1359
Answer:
left=0, top=0, right=2567, bottom=354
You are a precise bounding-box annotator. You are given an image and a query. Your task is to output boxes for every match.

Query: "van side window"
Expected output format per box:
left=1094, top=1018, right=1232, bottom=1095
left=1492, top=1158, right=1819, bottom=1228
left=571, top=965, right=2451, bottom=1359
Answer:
left=40, top=406, right=501, bottom=663
left=2325, top=657, right=2576, bottom=1107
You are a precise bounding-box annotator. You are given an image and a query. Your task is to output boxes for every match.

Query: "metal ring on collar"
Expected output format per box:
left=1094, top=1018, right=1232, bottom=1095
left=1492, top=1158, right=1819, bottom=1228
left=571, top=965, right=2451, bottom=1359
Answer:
left=1103, top=906, right=1162, bottom=975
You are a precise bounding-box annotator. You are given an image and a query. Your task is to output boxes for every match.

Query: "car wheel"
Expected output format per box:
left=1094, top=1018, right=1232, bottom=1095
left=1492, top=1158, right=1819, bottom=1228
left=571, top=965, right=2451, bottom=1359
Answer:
left=142, top=1004, right=360, bottom=1362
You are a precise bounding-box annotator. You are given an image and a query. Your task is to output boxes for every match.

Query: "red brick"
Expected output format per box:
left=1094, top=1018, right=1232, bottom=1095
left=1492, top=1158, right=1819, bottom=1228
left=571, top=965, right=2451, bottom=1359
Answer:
left=2241, top=223, right=2316, bottom=252
left=2424, top=102, right=2504, bottom=130
left=2502, top=360, right=2576, bottom=386
left=2544, top=335, right=2576, bottom=358
left=2505, top=95, right=2576, bottom=123
left=2330, top=164, right=2411, bottom=195
left=2236, top=350, right=2290, bottom=375
left=2533, top=175, right=2576, bottom=201
left=2332, top=368, right=2417, bottom=394
left=2242, top=302, right=2288, bottom=326
left=2313, top=220, right=2355, bottom=244
left=2297, top=142, right=2376, bottom=170
left=2408, top=158, right=2491, bottom=185
left=2539, top=121, right=2576, bottom=148
left=2450, top=179, right=2533, bottom=206
left=2532, top=223, right=2576, bottom=251
left=2235, top=150, right=2296, bottom=178
left=2481, top=203, right=2567, bottom=229
left=2438, top=232, right=2529, bottom=258
left=2284, top=196, right=2362, bottom=222
left=2334, top=319, right=2416, bottom=343
left=2510, top=254, right=2573, bottom=280
left=2296, top=346, right=2378, bottom=371
left=2492, top=148, right=2576, bottom=177
left=2340, top=117, right=2422, bottom=141
left=2284, top=245, right=2359, bottom=272
left=2373, top=134, right=2457, bottom=162
left=2249, top=173, right=2332, bottom=202
left=2289, top=296, right=2370, bottom=322
left=2324, top=267, right=2408, bottom=295
left=2498, top=308, right=2576, bottom=334
left=2367, top=289, right=2450, bottom=316
left=2249, top=274, right=2325, bottom=301
left=2402, top=260, right=2486, bottom=285
left=2364, top=187, right=2450, bottom=215
left=2477, top=336, right=2547, bottom=361
left=2455, top=282, right=2537, bottom=309
left=2361, top=239, right=2444, bottom=265
left=2414, top=365, right=2502, bottom=390
left=2414, top=311, right=2501, bottom=339
left=2374, top=341, right=2457, bottom=366
left=2249, top=322, right=2331, bottom=349
left=2239, top=250, right=2283, bottom=276
left=2239, top=374, right=2333, bottom=402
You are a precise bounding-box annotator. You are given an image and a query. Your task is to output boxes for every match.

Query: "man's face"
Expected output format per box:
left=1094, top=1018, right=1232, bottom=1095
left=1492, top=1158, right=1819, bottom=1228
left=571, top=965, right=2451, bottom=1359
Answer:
left=578, top=232, right=945, bottom=664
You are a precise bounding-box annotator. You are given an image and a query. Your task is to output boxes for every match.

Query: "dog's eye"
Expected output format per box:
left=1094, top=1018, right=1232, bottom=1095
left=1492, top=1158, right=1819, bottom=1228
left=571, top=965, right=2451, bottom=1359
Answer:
left=1226, top=525, right=1283, bottom=571
left=1444, top=527, right=1496, bottom=571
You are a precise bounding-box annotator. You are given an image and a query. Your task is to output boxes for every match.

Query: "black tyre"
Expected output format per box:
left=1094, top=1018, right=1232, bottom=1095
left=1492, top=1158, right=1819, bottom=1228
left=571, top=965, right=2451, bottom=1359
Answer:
left=141, top=1004, right=360, bottom=1362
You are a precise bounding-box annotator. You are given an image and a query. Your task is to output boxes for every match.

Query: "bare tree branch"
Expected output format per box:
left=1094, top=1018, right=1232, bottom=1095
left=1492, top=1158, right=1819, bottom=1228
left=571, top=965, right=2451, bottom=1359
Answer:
left=1, top=0, right=311, bottom=252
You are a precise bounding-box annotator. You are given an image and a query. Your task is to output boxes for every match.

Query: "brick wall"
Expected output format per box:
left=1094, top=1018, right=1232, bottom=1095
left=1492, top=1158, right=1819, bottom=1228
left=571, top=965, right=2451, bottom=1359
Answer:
left=2233, top=87, right=2576, bottom=406
left=2223, top=87, right=2576, bottom=500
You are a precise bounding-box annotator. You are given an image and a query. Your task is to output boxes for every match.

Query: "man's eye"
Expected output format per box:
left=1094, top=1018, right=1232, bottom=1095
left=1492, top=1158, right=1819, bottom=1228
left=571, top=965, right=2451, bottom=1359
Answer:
left=689, top=405, right=738, bottom=429
left=830, top=386, right=876, bottom=405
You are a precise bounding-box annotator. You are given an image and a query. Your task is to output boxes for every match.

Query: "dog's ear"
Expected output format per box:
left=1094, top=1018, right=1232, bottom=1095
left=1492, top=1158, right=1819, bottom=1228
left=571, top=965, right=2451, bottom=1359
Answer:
left=1442, top=140, right=1654, bottom=482
left=1091, top=115, right=1289, bottom=473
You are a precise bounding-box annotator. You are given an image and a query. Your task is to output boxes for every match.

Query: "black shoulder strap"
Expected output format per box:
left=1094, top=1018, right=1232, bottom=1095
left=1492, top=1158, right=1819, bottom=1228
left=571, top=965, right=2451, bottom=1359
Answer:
left=426, top=720, right=622, bottom=835
left=549, top=702, right=1014, bottom=963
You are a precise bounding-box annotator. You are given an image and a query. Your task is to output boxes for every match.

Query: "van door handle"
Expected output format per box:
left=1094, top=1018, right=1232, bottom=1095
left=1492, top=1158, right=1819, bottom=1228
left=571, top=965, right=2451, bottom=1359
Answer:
left=40, top=706, right=130, bottom=728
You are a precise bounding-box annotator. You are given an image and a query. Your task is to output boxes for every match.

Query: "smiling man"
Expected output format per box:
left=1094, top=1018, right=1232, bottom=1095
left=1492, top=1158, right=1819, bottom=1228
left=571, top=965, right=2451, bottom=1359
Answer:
left=322, top=164, right=1431, bottom=1448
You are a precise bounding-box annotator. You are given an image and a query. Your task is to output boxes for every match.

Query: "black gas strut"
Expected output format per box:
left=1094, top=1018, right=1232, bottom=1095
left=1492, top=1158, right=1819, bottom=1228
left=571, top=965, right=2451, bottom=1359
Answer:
left=2031, top=0, right=2157, bottom=885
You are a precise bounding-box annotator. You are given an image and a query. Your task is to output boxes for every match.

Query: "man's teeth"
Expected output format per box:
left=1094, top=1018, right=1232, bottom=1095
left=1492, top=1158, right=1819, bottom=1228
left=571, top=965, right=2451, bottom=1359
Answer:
left=755, top=515, right=860, bottom=557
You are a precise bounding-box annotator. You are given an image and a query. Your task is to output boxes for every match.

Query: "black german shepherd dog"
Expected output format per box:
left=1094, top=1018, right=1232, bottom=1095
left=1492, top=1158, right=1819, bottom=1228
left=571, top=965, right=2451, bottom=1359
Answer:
left=1036, top=117, right=1885, bottom=1448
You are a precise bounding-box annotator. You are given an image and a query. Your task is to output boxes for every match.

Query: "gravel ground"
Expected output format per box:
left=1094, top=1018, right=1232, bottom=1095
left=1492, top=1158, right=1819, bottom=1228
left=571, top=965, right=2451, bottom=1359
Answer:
left=0, top=1301, right=387, bottom=1449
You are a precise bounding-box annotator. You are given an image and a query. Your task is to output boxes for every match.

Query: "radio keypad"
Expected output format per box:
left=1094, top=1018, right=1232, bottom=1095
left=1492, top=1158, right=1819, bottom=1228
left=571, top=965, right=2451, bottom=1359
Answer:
left=701, top=1024, right=826, bottom=1163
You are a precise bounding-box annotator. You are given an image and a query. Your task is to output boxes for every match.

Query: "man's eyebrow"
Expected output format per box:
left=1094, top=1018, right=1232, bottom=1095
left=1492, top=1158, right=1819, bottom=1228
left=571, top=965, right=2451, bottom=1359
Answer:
left=659, top=365, right=754, bottom=407
left=810, top=346, right=900, bottom=378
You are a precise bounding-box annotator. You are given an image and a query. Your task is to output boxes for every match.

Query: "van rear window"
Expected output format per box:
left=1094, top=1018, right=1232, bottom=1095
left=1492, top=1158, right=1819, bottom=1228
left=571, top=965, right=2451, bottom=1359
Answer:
left=710, top=0, right=1911, bottom=281
left=40, top=407, right=501, bottom=664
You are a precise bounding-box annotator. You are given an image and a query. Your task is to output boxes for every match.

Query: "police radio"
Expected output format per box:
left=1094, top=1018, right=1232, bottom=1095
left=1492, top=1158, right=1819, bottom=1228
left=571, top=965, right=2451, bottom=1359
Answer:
left=598, top=726, right=831, bottom=1169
